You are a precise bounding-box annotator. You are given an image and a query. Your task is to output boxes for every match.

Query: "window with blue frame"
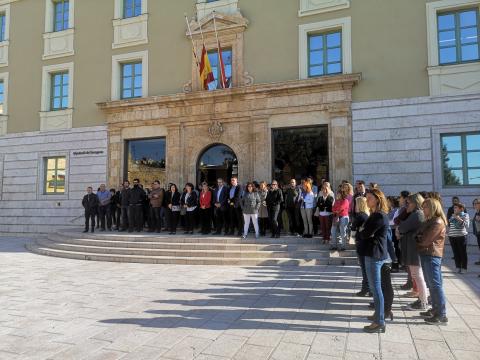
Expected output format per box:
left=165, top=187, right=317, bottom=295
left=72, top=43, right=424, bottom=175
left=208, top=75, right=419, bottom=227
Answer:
left=441, top=133, right=480, bottom=186
left=0, top=13, right=6, bottom=41
left=308, top=30, right=342, bottom=77
left=437, top=8, right=479, bottom=65
left=50, top=72, right=69, bottom=111
left=53, top=0, right=69, bottom=32
left=207, top=48, right=232, bottom=90
left=0, top=80, right=4, bottom=115
left=121, top=62, right=142, bottom=99
left=124, top=0, right=142, bottom=18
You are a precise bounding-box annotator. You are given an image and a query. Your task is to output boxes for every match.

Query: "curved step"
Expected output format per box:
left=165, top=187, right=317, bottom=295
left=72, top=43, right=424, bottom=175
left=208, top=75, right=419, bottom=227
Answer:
left=46, top=233, right=323, bottom=252
left=55, top=230, right=344, bottom=246
left=26, top=241, right=322, bottom=266
left=35, top=239, right=329, bottom=259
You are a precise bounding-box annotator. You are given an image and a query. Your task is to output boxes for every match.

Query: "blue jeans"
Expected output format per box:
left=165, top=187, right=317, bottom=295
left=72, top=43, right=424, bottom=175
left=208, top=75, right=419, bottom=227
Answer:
left=365, top=256, right=386, bottom=326
left=420, top=255, right=446, bottom=317
left=331, top=216, right=349, bottom=248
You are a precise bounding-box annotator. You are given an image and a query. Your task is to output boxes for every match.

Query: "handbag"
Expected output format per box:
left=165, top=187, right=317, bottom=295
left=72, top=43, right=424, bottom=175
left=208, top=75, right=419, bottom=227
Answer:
left=180, top=207, right=187, bottom=216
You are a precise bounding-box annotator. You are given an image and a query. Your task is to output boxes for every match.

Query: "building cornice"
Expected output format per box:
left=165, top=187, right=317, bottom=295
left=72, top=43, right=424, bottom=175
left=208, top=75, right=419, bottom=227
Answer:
left=97, top=73, right=361, bottom=114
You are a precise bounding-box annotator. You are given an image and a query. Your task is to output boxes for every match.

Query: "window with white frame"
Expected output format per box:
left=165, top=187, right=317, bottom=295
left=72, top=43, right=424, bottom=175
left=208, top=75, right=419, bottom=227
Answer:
left=299, top=17, right=351, bottom=79
left=112, top=51, right=148, bottom=101
left=0, top=72, right=9, bottom=116
left=437, top=8, right=479, bottom=65
left=441, top=132, right=480, bottom=185
left=0, top=3, right=10, bottom=67
left=41, top=63, right=73, bottom=112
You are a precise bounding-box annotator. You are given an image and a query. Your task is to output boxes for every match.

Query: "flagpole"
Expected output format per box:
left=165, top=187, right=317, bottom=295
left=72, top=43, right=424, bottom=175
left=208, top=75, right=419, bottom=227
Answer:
left=212, top=11, right=226, bottom=89
left=184, top=13, right=200, bottom=69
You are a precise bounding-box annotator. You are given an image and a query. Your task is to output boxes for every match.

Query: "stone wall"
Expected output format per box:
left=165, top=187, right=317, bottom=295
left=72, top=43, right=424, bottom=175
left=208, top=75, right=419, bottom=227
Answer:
left=0, top=126, right=108, bottom=235
left=352, top=93, right=480, bottom=206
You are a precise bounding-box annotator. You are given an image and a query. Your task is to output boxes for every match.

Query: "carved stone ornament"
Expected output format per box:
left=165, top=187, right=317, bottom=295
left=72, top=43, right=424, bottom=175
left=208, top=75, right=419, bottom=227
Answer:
left=242, top=72, right=254, bottom=86
left=208, top=120, right=224, bottom=140
left=183, top=80, right=193, bottom=93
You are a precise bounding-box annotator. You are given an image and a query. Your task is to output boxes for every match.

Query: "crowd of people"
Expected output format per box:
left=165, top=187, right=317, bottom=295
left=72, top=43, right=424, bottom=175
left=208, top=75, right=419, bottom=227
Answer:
left=81, top=177, right=480, bottom=334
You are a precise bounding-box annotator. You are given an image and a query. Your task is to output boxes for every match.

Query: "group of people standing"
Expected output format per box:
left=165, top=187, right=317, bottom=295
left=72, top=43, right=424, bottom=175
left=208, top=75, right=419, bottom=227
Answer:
left=81, top=178, right=480, bottom=334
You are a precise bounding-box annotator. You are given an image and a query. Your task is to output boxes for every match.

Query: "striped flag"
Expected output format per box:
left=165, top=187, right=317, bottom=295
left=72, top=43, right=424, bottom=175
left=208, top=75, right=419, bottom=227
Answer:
left=199, top=45, right=215, bottom=90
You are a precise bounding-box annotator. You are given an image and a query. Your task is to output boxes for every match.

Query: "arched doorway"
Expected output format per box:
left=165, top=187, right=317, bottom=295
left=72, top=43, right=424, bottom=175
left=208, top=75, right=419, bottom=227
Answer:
left=197, top=144, right=238, bottom=187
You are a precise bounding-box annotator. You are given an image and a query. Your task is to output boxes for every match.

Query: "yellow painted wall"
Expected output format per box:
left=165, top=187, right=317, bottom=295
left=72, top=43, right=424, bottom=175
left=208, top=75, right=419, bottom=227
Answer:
left=6, top=0, right=435, bottom=133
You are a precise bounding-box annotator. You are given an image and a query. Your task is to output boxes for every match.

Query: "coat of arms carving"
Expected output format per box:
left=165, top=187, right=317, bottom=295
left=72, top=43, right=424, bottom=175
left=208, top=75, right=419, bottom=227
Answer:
left=208, top=121, right=224, bottom=140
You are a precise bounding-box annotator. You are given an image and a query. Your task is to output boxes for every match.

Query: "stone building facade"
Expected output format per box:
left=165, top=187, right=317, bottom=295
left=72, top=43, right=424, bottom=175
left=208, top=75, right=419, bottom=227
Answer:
left=99, top=74, right=359, bottom=190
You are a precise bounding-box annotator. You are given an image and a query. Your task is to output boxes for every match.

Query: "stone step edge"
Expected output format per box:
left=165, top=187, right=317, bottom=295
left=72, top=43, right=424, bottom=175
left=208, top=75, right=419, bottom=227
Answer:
left=36, top=239, right=331, bottom=259
left=46, top=234, right=328, bottom=250
left=55, top=231, right=352, bottom=246
left=26, top=243, right=323, bottom=266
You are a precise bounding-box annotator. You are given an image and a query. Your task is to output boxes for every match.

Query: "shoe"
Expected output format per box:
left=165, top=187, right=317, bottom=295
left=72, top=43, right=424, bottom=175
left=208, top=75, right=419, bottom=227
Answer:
left=83, top=229, right=88, bottom=233
left=420, top=309, right=434, bottom=317
left=356, top=290, right=370, bottom=297
left=275, top=234, right=280, bottom=238
left=108, top=228, right=112, bottom=231
left=255, top=234, right=259, bottom=239
left=329, top=246, right=338, bottom=251
left=424, top=315, right=448, bottom=325
left=367, top=311, right=393, bottom=321
left=405, top=300, right=427, bottom=311
left=339, top=247, right=346, bottom=252
left=368, top=302, right=375, bottom=309
left=100, top=229, right=105, bottom=232
left=91, top=228, right=94, bottom=233
left=462, top=268, right=467, bottom=273
left=400, top=283, right=412, bottom=291
left=363, top=323, right=385, bottom=333
left=241, top=235, right=247, bottom=239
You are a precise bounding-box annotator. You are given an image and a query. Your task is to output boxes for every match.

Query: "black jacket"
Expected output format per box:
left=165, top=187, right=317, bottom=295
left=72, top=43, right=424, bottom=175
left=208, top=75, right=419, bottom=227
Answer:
left=357, top=212, right=389, bottom=260
left=120, top=188, right=130, bottom=207
left=181, top=191, right=198, bottom=208
left=165, top=191, right=181, bottom=207
left=352, top=212, right=369, bottom=232
left=266, top=188, right=284, bottom=208
left=128, top=185, right=146, bottom=206
left=82, top=193, right=99, bottom=212
left=213, top=186, right=229, bottom=210
left=227, top=185, right=242, bottom=208
left=317, top=194, right=334, bottom=213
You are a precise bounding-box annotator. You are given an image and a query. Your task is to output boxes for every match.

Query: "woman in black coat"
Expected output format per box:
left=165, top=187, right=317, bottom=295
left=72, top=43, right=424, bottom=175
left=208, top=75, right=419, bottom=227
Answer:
left=165, top=184, right=181, bottom=234
left=181, top=183, right=198, bottom=235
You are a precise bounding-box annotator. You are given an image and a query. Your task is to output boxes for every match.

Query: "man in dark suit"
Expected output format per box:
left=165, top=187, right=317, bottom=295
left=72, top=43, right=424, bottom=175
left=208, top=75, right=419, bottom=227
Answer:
left=227, top=176, right=243, bottom=236
left=213, top=178, right=228, bottom=235
left=82, top=186, right=99, bottom=233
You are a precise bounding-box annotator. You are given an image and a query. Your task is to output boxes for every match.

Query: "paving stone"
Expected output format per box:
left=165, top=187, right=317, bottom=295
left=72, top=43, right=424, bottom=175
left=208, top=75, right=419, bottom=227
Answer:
left=233, top=344, right=273, bottom=360
left=162, top=336, right=213, bottom=360
left=0, top=237, right=479, bottom=360
left=270, top=341, right=310, bottom=360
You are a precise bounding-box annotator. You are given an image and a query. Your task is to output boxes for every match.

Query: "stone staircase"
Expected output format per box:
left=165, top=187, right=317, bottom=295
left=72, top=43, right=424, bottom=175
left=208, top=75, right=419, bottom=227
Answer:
left=26, top=230, right=358, bottom=266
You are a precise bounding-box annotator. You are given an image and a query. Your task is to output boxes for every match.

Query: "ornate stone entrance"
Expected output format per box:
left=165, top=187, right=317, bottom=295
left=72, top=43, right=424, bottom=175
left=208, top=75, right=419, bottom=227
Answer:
left=98, top=74, right=360, bottom=189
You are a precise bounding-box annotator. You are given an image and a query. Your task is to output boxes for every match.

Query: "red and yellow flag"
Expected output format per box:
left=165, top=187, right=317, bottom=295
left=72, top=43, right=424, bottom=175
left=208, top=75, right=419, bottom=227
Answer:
left=217, top=41, right=228, bottom=89
left=199, top=45, right=215, bottom=90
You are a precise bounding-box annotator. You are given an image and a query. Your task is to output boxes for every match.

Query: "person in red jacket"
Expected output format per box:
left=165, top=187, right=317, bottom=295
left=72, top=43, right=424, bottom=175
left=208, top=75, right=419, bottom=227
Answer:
left=199, top=182, right=213, bottom=234
left=331, top=186, right=350, bottom=251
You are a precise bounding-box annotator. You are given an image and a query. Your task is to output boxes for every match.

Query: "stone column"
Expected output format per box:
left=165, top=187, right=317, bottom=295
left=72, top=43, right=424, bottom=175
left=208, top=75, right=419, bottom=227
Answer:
left=252, top=116, right=271, bottom=182
left=107, top=127, right=122, bottom=188
left=166, top=124, right=182, bottom=186
left=329, top=106, right=353, bottom=187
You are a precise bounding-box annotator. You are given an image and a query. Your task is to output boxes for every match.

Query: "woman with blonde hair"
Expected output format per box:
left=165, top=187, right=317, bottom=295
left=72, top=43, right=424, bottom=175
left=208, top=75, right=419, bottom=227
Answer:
left=398, top=193, right=428, bottom=311
left=300, top=181, right=315, bottom=238
left=357, top=188, right=390, bottom=333
left=258, top=181, right=269, bottom=236
left=416, top=198, right=448, bottom=324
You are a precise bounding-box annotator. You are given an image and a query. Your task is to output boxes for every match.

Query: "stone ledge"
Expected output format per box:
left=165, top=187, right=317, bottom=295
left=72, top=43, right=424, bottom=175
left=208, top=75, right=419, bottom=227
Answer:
left=98, top=73, right=362, bottom=112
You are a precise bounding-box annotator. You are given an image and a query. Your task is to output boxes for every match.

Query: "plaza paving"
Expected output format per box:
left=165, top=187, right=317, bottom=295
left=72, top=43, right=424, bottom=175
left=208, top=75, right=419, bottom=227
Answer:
left=1, top=237, right=480, bottom=360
